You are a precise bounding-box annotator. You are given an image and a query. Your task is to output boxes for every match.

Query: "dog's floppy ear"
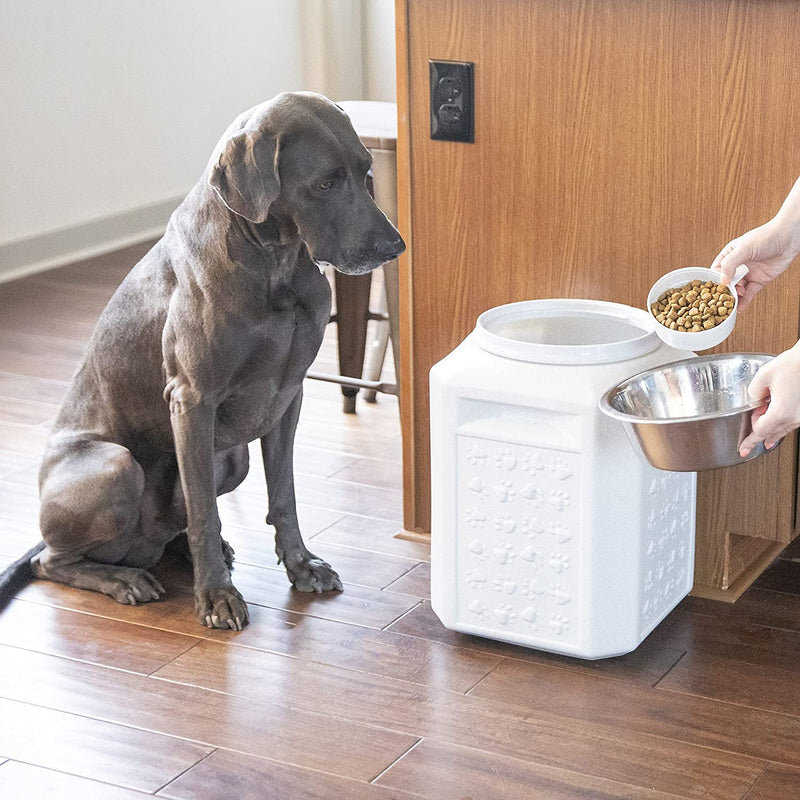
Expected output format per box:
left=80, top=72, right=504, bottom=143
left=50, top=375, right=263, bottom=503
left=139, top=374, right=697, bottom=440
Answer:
left=209, top=130, right=280, bottom=224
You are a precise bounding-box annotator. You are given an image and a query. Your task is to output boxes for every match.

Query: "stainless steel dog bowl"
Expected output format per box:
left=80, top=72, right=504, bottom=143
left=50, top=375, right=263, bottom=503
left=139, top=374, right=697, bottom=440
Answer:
left=599, top=353, right=779, bottom=471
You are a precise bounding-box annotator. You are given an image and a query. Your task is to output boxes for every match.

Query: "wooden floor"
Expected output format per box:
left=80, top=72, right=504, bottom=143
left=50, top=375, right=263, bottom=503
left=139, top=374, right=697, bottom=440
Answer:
left=2, top=243, right=800, bottom=799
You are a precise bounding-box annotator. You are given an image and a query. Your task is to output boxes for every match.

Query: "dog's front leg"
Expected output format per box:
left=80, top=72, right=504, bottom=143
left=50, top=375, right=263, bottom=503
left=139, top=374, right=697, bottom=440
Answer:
left=169, top=384, right=249, bottom=629
left=262, top=389, right=343, bottom=592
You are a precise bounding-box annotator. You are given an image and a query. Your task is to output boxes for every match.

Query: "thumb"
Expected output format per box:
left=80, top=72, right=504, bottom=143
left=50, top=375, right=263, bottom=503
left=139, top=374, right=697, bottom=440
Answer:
left=717, top=246, right=748, bottom=285
left=747, top=366, right=771, bottom=402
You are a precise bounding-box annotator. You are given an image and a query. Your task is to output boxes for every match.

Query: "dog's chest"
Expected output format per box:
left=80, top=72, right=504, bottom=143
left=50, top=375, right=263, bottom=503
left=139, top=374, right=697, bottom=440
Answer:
left=213, top=302, right=326, bottom=446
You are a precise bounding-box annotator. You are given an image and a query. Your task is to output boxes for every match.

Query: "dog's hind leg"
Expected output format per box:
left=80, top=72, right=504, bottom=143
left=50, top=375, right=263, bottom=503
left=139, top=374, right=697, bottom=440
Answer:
left=34, top=439, right=165, bottom=605
left=261, top=390, right=343, bottom=592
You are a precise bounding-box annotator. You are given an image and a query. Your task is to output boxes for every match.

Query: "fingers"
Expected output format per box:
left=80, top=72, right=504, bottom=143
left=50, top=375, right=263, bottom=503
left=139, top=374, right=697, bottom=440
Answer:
left=736, top=281, right=762, bottom=313
left=711, top=241, right=740, bottom=284
left=739, top=391, right=792, bottom=458
left=746, top=366, right=771, bottom=403
left=739, top=415, right=787, bottom=457
left=738, top=363, right=787, bottom=457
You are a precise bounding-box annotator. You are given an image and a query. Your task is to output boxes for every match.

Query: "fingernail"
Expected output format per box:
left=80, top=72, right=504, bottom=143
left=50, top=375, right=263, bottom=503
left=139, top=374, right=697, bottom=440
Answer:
left=739, top=447, right=751, bottom=457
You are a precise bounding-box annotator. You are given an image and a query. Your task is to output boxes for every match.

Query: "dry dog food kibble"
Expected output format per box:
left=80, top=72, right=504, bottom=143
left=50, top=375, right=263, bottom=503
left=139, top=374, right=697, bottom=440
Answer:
left=650, top=279, right=734, bottom=332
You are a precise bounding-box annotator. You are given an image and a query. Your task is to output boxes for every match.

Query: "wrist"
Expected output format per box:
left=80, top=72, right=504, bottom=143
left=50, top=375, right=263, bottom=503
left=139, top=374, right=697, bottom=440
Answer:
left=773, top=177, right=800, bottom=255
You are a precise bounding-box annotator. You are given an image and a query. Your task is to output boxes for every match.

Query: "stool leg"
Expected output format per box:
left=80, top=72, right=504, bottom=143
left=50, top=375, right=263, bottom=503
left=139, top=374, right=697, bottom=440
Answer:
left=362, top=265, right=392, bottom=403
left=382, top=259, right=401, bottom=382
left=333, top=270, right=372, bottom=413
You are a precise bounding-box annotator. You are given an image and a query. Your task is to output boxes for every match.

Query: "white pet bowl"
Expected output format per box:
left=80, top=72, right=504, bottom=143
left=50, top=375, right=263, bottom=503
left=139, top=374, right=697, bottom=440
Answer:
left=646, top=265, right=748, bottom=351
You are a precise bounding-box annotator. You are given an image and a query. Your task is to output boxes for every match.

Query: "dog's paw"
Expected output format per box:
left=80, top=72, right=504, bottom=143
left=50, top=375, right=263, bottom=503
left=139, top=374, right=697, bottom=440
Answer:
left=107, top=568, right=165, bottom=605
left=195, top=584, right=249, bottom=630
left=221, top=537, right=236, bottom=569
left=286, top=555, right=344, bottom=593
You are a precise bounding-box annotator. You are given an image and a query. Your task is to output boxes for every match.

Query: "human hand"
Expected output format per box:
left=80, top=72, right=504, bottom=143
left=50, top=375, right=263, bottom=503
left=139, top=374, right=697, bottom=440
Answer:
left=738, top=343, right=800, bottom=457
left=711, top=219, right=798, bottom=312
left=711, top=177, right=800, bottom=312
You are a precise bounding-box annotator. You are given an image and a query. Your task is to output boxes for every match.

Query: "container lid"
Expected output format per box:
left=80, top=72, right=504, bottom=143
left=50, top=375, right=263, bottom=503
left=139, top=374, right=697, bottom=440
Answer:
left=474, top=299, right=661, bottom=365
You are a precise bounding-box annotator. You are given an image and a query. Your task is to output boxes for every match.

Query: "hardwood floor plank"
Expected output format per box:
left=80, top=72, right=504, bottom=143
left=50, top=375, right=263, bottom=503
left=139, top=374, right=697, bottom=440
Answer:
left=680, top=590, right=800, bottom=633
left=224, top=524, right=424, bottom=591
left=646, top=605, right=800, bottom=674
left=745, top=764, right=800, bottom=799
left=291, top=472, right=402, bottom=522
left=0, top=329, right=85, bottom=381
left=752, top=557, right=800, bottom=596
left=27, top=240, right=151, bottom=289
left=0, top=599, right=201, bottom=674
left=229, top=438, right=361, bottom=482
left=657, top=651, right=800, bottom=717
left=157, top=747, right=423, bottom=800
left=16, top=553, right=421, bottom=631
left=293, top=418, right=402, bottom=460
left=0, top=449, right=39, bottom=480
left=0, top=422, right=50, bottom=455
left=328, top=457, right=404, bottom=490
left=0, top=395, right=60, bottom=426
left=223, top=560, right=421, bottom=629
left=0, top=282, right=109, bottom=332
left=386, top=600, right=685, bottom=685
left=151, top=639, right=764, bottom=799
left=0, top=371, right=68, bottom=405
left=217, top=491, right=345, bottom=538
left=15, top=577, right=498, bottom=692
left=313, top=515, right=430, bottom=562
left=375, top=738, right=691, bottom=800
left=466, top=655, right=800, bottom=769
left=0, top=697, right=210, bottom=792
left=0, top=644, right=416, bottom=782
left=0, top=482, right=41, bottom=553
left=0, top=761, right=156, bottom=799
left=384, top=562, right=431, bottom=598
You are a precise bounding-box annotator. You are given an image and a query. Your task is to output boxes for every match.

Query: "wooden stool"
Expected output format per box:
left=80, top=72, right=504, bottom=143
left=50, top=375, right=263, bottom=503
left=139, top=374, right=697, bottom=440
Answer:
left=330, top=101, right=399, bottom=413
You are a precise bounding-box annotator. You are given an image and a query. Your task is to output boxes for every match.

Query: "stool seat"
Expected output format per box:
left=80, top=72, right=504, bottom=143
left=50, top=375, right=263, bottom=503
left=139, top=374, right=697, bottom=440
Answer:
left=337, top=101, right=398, bottom=150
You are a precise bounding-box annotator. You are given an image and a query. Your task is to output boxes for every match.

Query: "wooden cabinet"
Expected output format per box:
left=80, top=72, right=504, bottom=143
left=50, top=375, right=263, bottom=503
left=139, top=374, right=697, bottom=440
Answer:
left=395, top=0, right=800, bottom=599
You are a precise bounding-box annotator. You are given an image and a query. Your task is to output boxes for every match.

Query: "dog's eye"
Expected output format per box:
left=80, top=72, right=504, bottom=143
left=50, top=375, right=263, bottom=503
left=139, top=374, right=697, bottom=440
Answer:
left=317, top=180, right=334, bottom=191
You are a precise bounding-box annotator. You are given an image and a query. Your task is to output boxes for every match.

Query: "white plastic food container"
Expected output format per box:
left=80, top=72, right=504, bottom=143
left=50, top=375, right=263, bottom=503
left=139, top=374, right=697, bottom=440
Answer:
left=429, top=299, right=697, bottom=659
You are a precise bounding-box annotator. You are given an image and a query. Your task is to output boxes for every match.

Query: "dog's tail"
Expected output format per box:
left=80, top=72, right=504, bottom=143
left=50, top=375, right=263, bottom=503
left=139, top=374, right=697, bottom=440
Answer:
left=0, top=541, right=45, bottom=609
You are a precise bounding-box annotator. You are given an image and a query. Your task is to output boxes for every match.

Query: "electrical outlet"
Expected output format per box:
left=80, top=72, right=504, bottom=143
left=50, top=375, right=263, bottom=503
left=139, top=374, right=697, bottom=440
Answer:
left=430, top=60, right=474, bottom=143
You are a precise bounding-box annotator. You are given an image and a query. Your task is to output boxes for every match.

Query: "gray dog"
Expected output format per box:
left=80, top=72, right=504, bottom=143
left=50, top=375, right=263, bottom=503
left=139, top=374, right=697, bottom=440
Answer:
left=0, top=92, right=404, bottom=630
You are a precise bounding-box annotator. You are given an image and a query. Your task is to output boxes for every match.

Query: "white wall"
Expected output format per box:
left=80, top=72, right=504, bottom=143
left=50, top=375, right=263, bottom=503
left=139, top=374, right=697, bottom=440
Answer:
left=0, top=0, right=396, bottom=281
left=363, top=0, right=397, bottom=102
left=298, top=0, right=397, bottom=104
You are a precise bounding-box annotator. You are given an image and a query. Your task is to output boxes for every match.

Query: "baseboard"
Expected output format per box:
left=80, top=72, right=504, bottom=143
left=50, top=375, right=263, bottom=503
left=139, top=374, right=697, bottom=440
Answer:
left=394, top=528, right=431, bottom=544
left=0, top=195, right=184, bottom=283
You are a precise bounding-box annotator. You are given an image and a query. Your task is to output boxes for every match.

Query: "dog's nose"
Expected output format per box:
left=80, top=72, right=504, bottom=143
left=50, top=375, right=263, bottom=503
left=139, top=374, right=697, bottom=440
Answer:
left=376, top=236, right=406, bottom=261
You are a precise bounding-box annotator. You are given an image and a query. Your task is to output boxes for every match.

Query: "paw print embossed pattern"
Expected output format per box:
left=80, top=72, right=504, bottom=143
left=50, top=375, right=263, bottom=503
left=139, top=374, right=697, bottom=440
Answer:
left=640, top=471, right=693, bottom=629
left=456, top=435, right=581, bottom=646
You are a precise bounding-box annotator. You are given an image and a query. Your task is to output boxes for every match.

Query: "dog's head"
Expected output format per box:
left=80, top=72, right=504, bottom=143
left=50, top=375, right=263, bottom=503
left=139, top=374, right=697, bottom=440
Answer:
left=208, top=92, right=405, bottom=275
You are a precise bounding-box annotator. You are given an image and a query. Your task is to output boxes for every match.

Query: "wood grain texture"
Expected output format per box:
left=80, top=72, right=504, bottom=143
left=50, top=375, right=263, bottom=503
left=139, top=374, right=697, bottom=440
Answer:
left=1, top=643, right=416, bottom=782
left=0, top=599, right=199, bottom=674
left=158, top=748, right=421, bottom=800
left=467, top=656, right=800, bottom=768
left=396, top=0, right=800, bottom=599
left=152, top=639, right=765, bottom=799
left=745, top=765, right=800, bottom=800
left=375, top=738, right=691, bottom=800
left=5, top=202, right=800, bottom=797
left=0, top=697, right=210, bottom=792
left=0, top=761, right=158, bottom=800
left=387, top=599, right=686, bottom=684
left=657, top=650, right=800, bottom=716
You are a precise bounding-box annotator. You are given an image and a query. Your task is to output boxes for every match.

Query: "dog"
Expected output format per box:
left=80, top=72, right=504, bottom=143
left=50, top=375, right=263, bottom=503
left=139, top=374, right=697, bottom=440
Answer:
left=0, top=92, right=405, bottom=630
